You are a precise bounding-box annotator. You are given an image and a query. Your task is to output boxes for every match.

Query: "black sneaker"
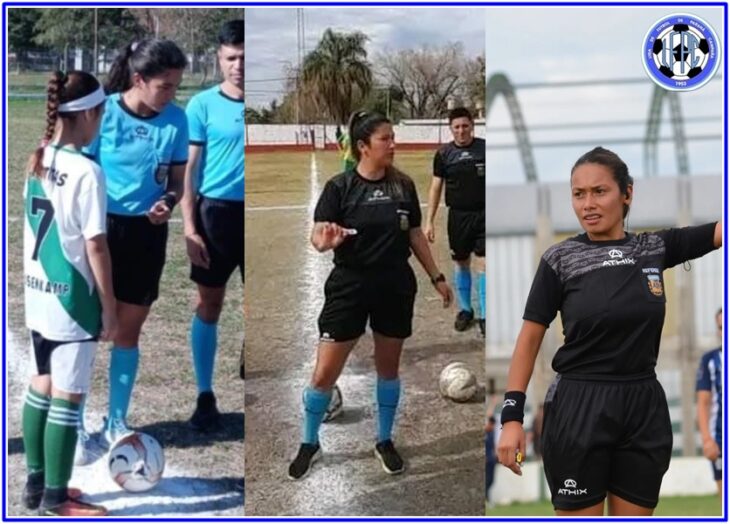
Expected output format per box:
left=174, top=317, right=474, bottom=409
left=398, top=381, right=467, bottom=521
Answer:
left=374, top=439, right=405, bottom=475
left=190, top=391, right=222, bottom=432
left=288, top=443, right=321, bottom=480
left=454, top=310, right=474, bottom=331
left=479, top=319, right=485, bottom=337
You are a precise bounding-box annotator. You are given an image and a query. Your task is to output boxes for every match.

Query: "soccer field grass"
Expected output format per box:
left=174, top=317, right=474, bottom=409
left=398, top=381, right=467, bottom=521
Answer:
left=5, top=98, right=244, bottom=515
left=487, top=494, right=722, bottom=516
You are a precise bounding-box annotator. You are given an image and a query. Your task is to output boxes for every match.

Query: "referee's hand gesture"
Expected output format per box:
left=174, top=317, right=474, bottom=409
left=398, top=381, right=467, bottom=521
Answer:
left=497, top=421, right=525, bottom=476
left=312, top=222, right=355, bottom=252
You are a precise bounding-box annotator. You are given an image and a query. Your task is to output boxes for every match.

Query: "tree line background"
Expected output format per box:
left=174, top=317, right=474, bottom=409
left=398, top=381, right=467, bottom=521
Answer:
left=246, top=28, right=486, bottom=124
left=8, top=8, right=245, bottom=85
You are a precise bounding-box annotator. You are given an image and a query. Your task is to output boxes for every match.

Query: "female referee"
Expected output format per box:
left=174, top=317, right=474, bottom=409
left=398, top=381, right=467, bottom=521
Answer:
left=22, top=71, right=115, bottom=516
left=497, top=146, right=722, bottom=516
left=288, top=111, right=453, bottom=480
left=80, top=39, right=188, bottom=452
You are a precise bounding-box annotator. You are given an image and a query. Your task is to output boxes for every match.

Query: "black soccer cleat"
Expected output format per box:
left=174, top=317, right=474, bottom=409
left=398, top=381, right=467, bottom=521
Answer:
left=454, top=309, right=474, bottom=332
left=21, top=471, right=44, bottom=510
left=190, top=391, right=222, bottom=432
left=479, top=319, right=485, bottom=337
left=375, top=439, right=405, bottom=475
left=288, top=443, right=321, bottom=480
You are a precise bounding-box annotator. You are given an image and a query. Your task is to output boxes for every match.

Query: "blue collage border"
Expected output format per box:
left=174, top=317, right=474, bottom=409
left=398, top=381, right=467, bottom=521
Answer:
left=2, top=1, right=728, bottom=521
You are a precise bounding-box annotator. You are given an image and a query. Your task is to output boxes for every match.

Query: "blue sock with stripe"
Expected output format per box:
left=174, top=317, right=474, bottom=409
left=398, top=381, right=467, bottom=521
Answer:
left=477, top=272, right=486, bottom=320
left=302, top=386, right=331, bottom=445
left=376, top=377, right=401, bottom=443
left=108, top=346, right=139, bottom=427
left=454, top=267, right=472, bottom=313
left=191, top=314, right=218, bottom=394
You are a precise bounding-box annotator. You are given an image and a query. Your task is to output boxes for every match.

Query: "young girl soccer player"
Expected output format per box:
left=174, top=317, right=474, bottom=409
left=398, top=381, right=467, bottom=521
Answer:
left=288, top=111, right=454, bottom=480
left=22, top=71, right=115, bottom=516
left=497, top=147, right=722, bottom=516
left=79, top=39, right=188, bottom=452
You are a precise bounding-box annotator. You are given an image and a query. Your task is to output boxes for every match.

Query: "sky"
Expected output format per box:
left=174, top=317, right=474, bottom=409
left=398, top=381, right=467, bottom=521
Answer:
left=484, top=6, right=725, bottom=183
left=245, top=7, right=485, bottom=109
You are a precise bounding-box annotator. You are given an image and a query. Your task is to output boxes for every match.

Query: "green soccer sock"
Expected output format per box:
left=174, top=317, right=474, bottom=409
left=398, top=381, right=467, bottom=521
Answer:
left=22, top=388, right=51, bottom=474
left=44, top=398, right=80, bottom=489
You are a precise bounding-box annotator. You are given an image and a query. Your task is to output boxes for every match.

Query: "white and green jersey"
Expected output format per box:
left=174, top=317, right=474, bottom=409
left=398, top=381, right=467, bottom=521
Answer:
left=24, top=145, right=107, bottom=341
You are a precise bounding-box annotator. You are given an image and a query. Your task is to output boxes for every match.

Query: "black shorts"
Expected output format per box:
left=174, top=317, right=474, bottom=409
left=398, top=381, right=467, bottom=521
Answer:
left=318, top=265, right=417, bottom=342
left=190, top=196, right=244, bottom=288
left=542, top=373, right=672, bottom=510
left=107, top=213, right=168, bottom=306
left=447, top=208, right=485, bottom=261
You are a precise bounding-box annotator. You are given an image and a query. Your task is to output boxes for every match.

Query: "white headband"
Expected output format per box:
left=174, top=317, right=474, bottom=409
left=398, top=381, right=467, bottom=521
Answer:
left=58, top=86, right=106, bottom=112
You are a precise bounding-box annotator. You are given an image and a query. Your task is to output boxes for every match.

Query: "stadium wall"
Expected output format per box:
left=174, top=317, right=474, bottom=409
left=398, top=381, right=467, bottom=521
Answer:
left=245, top=120, right=487, bottom=152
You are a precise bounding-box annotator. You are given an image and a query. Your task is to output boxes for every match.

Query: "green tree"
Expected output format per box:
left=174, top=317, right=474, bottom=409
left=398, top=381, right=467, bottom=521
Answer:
left=8, top=8, right=43, bottom=72
left=301, top=29, right=373, bottom=124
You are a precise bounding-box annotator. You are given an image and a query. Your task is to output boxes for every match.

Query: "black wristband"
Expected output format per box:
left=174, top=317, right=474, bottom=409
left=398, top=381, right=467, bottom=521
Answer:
left=431, top=273, right=446, bottom=285
left=159, top=192, right=177, bottom=211
left=500, top=391, right=526, bottom=425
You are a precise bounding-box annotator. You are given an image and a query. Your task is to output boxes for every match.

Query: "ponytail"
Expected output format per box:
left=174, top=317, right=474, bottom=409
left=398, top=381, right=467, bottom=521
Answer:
left=105, top=43, right=136, bottom=94
left=105, top=39, right=188, bottom=95
left=27, top=71, right=67, bottom=178
left=26, top=70, right=102, bottom=178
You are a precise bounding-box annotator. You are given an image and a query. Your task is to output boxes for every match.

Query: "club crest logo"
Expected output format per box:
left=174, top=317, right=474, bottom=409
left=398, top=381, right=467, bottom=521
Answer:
left=642, top=13, right=721, bottom=91
left=397, top=209, right=410, bottom=231
left=647, top=274, right=664, bottom=297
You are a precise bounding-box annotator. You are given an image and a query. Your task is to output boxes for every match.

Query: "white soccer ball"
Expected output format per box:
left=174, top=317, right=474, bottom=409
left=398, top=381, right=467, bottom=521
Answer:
left=322, top=384, right=343, bottom=422
left=439, top=362, right=477, bottom=402
left=108, top=432, right=165, bottom=492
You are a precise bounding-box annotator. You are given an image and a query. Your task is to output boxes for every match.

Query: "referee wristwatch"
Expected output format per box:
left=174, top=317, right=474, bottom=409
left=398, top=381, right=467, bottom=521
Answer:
left=431, top=273, right=446, bottom=285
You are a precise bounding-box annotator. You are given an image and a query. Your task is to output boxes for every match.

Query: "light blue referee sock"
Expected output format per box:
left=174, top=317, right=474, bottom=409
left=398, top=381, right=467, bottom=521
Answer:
left=376, top=377, right=401, bottom=443
left=477, top=272, right=486, bottom=320
left=454, top=267, right=472, bottom=313
left=302, top=386, right=332, bottom=445
left=108, top=346, right=140, bottom=426
left=191, top=313, right=218, bottom=394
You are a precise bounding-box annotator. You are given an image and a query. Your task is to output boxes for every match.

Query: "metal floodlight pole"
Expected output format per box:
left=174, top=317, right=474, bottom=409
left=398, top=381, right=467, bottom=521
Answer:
left=93, top=9, right=98, bottom=75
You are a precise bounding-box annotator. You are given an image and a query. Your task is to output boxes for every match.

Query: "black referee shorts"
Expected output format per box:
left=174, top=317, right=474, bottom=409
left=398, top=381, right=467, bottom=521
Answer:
left=318, top=265, right=417, bottom=342
left=190, top=196, right=244, bottom=288
left=107, top=213, right=168, bottom=307
left=447, top=208, right=485, bottom=261
left=542, top=373, right=672, bottom=511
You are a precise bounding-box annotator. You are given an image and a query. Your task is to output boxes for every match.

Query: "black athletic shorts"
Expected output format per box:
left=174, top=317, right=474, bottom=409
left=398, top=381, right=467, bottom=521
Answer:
left=190, top=196, right=244, bottom=288
left=542, top=373, right=672, bottom=510
left=318, top=265, right=417, bottom=342
left=107, top=213, right=168, bottom=306
left=447, top=208, right=485, bottom=261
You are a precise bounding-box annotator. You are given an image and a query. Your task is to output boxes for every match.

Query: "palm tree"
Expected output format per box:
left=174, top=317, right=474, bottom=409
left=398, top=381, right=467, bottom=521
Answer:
left=301, top=29, right=373, bottom=124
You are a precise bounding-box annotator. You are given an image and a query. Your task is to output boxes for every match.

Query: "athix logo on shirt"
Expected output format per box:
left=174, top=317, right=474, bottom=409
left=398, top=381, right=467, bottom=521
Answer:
left=134, top=125, right=153, bottom=142
left=602, top=248, right=636, bottom=267
left=558, top=478, right=587, bottom=496
left=368, top=189, right=391, bottom=202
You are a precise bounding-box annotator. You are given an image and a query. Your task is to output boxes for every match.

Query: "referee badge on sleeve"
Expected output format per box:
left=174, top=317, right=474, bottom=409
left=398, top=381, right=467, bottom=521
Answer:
left=647, top=274, right=664, bottom=297
left=155, top=163, right=170, bottom=185
left=397, top=209, right=410, bottom=231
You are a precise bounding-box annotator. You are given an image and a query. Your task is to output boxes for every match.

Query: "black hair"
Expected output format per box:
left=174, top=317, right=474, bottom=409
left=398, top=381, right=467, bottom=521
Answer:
left=27, top=70, right=102, bottom=178
left=105, top=39, right=188, bottom=94
left=571, top=146, right=634, bottom=219
left=448, top=107, right=473, bottom=123
left=347, top=110, right=410, bottom=195
left=219, top=19, right=244, bottom=47
left=488, top=416, right=496, bottom=424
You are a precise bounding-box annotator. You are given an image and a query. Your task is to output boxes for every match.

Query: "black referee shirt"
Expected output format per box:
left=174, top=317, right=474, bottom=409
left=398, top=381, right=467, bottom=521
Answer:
left=524, top=223, right=717, bottom=376
left=433, top=138, right=486, bottom=211
left=314, top=169, right=422, bottom=269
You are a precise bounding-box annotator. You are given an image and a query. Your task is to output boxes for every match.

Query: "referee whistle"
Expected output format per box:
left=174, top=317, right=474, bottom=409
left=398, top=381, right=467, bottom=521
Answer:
left=343, top=228, right=358, bottom=236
